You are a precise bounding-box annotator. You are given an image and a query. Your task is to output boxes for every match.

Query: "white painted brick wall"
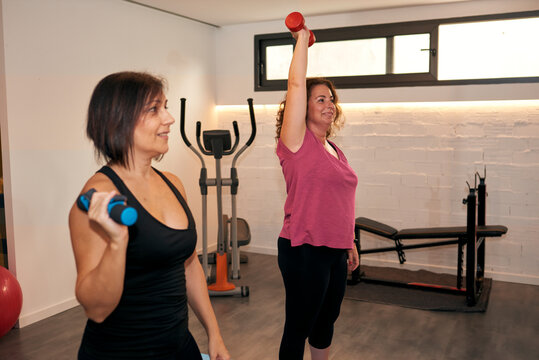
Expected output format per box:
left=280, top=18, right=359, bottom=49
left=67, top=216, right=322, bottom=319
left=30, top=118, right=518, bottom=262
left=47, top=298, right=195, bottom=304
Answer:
left=214, top=101, right=539, bottom=284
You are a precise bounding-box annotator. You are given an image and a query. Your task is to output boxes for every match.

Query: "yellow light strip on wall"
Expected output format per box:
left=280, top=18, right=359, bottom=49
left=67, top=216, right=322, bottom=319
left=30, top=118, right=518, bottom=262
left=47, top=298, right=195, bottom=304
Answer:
left=215, top=104, right=279, bottom=111
left=340, top=99, right=539, bottom=110
left=216, top=99, right=539, bottom=111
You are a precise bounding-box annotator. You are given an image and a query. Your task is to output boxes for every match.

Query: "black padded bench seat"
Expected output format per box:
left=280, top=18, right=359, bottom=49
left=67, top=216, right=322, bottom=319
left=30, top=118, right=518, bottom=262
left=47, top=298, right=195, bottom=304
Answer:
left=355, top=217, right=507, bottom=240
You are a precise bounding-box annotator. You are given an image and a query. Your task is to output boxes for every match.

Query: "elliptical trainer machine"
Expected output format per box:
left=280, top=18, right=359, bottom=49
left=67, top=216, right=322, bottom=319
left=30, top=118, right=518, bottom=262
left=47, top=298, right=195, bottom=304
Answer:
left=180, top=98, right=256, bottom=297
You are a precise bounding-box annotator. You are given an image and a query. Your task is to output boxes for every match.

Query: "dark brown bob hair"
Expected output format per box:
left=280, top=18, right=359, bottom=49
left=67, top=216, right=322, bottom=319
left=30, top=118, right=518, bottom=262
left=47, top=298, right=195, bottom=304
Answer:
left=276, top=77, right=344, bottom=139
left=86, top=71, right=166, bottom=167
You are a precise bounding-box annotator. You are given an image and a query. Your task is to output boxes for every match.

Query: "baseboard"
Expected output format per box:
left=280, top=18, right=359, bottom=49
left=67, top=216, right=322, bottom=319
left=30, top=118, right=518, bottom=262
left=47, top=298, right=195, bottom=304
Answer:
left=19, top=297, right=80, bottom=327
left=237, top=250, right=539, bottom=286
left=196, top=243, right=217, bottom=255
left=242, top=245, right=278, bottom=256
left=198, top=244, right=278, bottom=257
left=360, top=258, right=539, bottom=286
left=484, top=271, right=539, bottom=286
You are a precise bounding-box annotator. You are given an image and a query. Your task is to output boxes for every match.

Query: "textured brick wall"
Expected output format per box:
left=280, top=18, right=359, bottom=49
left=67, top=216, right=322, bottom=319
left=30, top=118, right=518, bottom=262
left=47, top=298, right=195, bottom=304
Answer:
left=217, top=100, right=539, bottom=284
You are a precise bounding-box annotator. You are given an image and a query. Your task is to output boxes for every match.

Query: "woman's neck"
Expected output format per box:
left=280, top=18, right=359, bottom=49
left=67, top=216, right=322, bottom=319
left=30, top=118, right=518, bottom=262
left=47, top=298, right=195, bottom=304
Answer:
left=307, top=123, right=328, bottom=144
left=109, top=155, right=153, bottom=181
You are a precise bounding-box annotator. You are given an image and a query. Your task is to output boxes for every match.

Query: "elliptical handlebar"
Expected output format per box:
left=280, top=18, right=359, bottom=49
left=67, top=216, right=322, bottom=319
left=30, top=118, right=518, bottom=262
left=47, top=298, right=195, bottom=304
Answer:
left=179, top=98, right=206, bottom=168
left=223, top=121, right=240, bottom=156
left=195, top=121, right=213, bottom=156
left=231, top=98, right=257, bottom=168
left=180, top=98, right=257, bottom=161
left=179, top=98, right=191, bottom=147
left=246, top=98, right=257, bottom=147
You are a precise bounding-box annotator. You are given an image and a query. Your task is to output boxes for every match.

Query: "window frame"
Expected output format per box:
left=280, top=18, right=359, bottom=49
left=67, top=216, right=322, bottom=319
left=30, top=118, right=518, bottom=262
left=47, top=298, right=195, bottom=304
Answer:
left=254, top=10, right=539, bottom=91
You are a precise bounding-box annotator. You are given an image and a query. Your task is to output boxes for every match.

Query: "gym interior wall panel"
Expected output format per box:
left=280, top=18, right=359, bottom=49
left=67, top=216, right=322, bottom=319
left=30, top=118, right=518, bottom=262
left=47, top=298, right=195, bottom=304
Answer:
left=1, top=0, right=217, bottom=326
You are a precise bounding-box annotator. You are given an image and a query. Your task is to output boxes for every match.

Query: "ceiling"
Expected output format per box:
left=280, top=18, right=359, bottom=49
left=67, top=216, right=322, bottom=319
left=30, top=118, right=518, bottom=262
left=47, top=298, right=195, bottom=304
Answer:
left=125, top=0, right=472, bottom=27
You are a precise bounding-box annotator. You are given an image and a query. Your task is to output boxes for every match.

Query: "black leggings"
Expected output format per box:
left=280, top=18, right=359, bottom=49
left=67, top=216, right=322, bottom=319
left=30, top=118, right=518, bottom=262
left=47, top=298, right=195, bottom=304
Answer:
left=277, top=237, right=348, bottom=360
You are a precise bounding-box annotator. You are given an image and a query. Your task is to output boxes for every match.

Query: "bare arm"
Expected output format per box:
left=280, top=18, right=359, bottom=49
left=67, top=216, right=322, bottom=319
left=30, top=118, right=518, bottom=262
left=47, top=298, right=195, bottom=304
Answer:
left=163, top=171, right=229, bottom=359
left=185, top=252, right=230, bottom=360
left=280, top=27, right=313, bottom=152
left=69, top=176, right=129, bottom=323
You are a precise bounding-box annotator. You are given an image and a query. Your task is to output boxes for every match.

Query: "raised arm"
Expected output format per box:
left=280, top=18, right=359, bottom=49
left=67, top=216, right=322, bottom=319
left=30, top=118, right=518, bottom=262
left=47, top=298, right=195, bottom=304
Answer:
left=279, top=27, right=313, bottom=152
left=69, top=175, right=129, bottom=323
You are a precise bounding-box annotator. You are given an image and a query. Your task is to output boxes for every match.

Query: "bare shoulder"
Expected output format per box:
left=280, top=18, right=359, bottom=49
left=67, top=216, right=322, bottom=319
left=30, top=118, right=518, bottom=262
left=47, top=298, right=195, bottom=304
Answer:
left=83, top=172, right=118, bottom=193
left=160, top=171, right=187, bottom=198
left=74, top=172, right=118, bottom=205
left=68, top=172, right=117, bottom=224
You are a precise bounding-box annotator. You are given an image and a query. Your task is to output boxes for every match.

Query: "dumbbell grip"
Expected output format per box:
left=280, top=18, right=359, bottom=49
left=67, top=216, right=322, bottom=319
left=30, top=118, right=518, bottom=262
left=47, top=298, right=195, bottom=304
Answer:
left=77, top=188, right=138, bottom=226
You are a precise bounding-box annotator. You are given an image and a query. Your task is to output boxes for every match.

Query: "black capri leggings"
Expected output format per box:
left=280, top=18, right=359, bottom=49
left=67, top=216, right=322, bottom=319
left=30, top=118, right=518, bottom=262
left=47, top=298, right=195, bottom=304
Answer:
left=277, top=237, right=348, bottom=360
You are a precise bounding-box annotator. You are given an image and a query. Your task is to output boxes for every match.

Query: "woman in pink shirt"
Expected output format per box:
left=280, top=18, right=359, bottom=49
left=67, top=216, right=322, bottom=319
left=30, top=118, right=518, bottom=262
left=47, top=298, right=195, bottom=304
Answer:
left=275, top=25, right=360, bottom=360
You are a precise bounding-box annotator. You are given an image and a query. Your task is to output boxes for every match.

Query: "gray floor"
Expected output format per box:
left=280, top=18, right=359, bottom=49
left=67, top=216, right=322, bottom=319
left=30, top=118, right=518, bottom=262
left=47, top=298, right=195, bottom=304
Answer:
left=0, top=252, right=538, bottom=360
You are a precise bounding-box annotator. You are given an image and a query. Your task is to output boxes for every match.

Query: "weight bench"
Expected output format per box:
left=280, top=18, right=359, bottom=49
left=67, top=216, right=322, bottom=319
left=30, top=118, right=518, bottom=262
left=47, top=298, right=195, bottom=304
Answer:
left=349, top=172, right=508, bottom=306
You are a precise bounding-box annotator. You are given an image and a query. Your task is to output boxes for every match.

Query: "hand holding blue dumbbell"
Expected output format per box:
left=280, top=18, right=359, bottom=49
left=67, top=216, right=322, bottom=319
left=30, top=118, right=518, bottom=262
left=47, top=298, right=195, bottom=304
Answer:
left=76, top=188, right=138, bottom=226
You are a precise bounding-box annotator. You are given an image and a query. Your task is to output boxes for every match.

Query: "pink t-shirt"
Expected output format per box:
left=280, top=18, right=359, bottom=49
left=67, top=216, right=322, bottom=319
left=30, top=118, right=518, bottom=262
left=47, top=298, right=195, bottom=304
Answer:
left=276, top=128, right=358, bottom=249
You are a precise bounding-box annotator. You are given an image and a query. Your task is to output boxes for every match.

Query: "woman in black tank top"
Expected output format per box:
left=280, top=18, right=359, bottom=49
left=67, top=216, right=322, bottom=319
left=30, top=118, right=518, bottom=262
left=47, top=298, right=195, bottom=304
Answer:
left=69, top=72, right=230, bottom=360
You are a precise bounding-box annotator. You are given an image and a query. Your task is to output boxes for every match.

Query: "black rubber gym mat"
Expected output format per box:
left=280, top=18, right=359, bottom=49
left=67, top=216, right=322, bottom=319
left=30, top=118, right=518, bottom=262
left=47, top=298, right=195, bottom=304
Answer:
left=345, top=265, right=491, bottom=312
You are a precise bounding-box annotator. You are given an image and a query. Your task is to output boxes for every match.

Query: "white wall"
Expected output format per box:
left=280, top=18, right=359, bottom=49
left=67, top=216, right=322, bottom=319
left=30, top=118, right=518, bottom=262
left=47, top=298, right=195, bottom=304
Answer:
left=0, top=0, right=217, bottom=326
left=215, top=0, right=539, bottom=285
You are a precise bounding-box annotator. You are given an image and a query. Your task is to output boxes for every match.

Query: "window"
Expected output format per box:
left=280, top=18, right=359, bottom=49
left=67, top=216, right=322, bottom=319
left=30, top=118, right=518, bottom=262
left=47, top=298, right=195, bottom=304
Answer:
left=393, top=34, right=431, bottom=74
left=438, top=17, right=539, bottom=80
left=308, top=38, right=387, bottom=77
left=254, top=11, right=539, bottom=91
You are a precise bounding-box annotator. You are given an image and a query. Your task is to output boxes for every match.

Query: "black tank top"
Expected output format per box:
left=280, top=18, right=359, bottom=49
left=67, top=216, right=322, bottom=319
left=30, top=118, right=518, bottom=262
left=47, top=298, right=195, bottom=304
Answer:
left=78, top=166, right=198, bottom=359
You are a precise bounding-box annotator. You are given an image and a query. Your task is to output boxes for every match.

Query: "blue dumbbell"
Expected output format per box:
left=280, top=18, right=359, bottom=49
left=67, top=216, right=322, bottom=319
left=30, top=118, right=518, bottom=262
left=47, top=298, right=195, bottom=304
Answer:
left=76, top=188, right=138, bottom=226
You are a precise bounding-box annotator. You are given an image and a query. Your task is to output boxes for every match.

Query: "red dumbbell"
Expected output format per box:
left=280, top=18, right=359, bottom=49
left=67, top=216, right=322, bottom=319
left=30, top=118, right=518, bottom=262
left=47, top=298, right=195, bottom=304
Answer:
left=285, top=12, right=315, bottom=47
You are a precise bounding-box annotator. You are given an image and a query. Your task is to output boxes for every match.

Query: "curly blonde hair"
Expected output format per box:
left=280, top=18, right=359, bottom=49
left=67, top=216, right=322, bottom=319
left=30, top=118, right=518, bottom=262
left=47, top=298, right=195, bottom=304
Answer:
left=276, top=77, right=344, bottom=139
